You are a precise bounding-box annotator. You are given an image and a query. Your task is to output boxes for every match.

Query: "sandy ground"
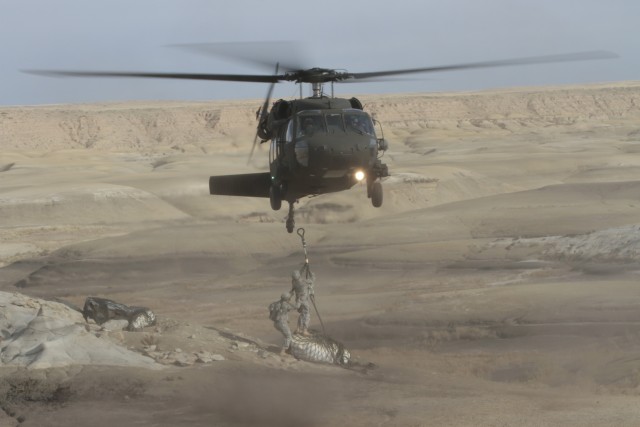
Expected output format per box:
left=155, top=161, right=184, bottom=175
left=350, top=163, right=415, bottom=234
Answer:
left=2, top=82, right=640, bottom=426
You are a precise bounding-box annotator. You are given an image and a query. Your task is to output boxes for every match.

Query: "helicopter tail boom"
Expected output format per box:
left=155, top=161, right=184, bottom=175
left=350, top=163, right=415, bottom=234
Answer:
left=209, top=172, right=271, bottom=198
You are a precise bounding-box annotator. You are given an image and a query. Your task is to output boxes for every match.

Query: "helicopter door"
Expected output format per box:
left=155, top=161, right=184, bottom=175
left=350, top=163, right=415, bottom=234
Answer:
left=270, top=119, right=291, bottom=178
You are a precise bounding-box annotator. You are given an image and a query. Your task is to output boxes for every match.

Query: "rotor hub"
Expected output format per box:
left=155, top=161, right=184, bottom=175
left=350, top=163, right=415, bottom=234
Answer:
left=285, top=68, right=351, bottom=84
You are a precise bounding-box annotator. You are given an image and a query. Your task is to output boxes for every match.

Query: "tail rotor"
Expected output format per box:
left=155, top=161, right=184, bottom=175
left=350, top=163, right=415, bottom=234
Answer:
left=248, top=63, right=279, bottom=165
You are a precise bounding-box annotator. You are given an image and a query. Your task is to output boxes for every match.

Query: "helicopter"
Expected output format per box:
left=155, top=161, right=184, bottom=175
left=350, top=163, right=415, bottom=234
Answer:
left=211, top=67, right=392, bottom=234
left=25, top=45, right=617, bottom=233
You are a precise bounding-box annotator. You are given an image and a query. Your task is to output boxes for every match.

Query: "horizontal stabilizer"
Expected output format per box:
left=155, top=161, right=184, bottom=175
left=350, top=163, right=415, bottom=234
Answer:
left=209, top=172, right=271, bottom=198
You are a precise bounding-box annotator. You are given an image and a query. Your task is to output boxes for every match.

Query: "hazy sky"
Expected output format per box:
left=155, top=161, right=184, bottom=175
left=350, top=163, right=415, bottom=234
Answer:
left=2, top=0, right=638, bottom=106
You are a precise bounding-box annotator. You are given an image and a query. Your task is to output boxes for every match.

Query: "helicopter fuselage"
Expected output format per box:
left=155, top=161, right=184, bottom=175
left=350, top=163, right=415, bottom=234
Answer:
left=267, top=98, right=387, bottom=202
left=208, top=95, right=389, bottom=232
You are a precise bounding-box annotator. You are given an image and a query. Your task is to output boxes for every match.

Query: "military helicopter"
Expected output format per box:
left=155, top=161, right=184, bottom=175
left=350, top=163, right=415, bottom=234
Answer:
left=26, top=44, right=616, bottom=232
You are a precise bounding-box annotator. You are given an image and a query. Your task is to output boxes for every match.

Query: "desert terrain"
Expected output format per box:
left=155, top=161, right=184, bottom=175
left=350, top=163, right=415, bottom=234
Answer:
left=2, top=81, right=640, bottom=426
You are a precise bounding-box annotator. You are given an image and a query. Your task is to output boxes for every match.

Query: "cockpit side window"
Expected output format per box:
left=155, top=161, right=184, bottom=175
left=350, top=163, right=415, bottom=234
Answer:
left=344, top=111, right=375, bottom=136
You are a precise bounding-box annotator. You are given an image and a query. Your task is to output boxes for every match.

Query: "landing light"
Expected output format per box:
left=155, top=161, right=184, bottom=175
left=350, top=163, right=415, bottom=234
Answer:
left=355, top=170, right=365, bottom=181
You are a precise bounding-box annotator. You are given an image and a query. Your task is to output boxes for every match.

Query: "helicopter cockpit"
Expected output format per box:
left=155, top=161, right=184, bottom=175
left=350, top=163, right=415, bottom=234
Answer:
left=288, top=109, right=378, bottom=170
left=295, top=110, right=375, bottom=138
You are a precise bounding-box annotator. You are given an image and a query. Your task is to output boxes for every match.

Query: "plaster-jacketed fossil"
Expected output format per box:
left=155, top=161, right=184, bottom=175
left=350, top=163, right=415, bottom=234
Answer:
left=83, top=297, right=156, bottom=332
left=289, top=332, right=351, bottom=366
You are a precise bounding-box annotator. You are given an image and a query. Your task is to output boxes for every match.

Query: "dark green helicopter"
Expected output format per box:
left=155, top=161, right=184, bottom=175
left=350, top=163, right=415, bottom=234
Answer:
left=25, top=45, right=616, bottom=232
left=215, top=69, right=392, bottom=233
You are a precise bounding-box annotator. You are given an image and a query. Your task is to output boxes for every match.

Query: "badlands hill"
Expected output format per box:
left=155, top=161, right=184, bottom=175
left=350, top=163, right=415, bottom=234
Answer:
left=1, top=82, right=640, bottom=426
left=3, top=82, right=640, bottom=153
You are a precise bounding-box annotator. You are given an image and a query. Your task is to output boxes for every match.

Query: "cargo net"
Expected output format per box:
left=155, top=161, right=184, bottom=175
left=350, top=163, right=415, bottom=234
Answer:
left=289, top=331, right=350, bottom=366
left=288, top=330, right=375, bottom=373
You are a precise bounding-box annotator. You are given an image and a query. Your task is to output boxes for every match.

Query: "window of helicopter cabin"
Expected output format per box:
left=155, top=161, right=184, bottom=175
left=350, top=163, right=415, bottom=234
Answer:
left=271, top=123, right=286, bottom=163
left=296, top=112, right=324, bottom=138
left=270, top=139, right=276, bottom=164
left=285, top=119, right=294, bottom=143
left=344, top=111, right=375, bottom=136
left=325, top=113, right=344, bottom=133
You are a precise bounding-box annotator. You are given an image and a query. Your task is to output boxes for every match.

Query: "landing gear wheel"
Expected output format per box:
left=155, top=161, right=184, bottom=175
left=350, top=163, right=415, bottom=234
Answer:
left=270, top=185, right=282, bottom=211
left=371, top=181, right=383, bottom=208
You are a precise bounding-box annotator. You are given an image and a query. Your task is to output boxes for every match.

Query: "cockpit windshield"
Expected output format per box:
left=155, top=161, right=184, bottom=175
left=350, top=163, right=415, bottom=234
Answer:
left=296, top=112, right=324, bottom=138
left=344, top=111, right=375, bottom=136
left=295, top=110, right=375, bottom=137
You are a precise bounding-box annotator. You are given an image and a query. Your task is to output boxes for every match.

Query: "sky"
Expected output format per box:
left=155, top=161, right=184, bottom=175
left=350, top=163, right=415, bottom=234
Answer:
left=2, top=0, right=638, bottom=106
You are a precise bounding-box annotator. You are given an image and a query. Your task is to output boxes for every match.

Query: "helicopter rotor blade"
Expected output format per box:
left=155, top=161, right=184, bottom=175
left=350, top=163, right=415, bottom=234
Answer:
left=24, top=49, right=617, bottom=86
left=261, top=63, right=280, bottom=122
left=248, top=132, right=261, bottom=166
left=347, top=50, right=618, bottom=80
left=23, top=69, right=285, bottom=84
left=248, top=63, right=279, bottom=165
left=168, top=41, right=308, bottom=73
left=337, top=76, right=436, bottom=84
